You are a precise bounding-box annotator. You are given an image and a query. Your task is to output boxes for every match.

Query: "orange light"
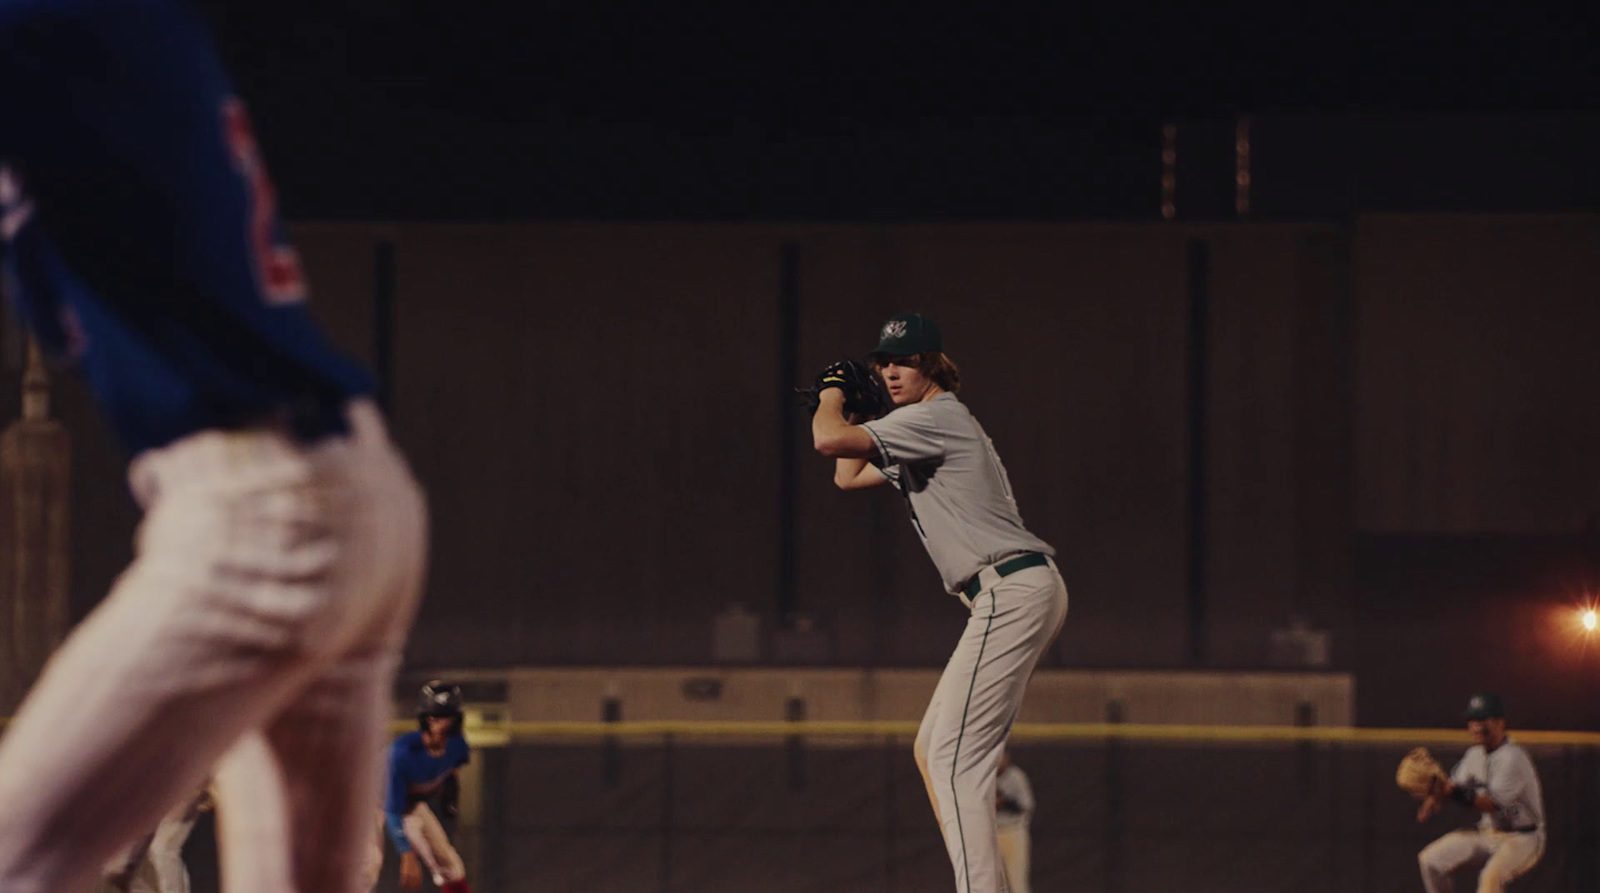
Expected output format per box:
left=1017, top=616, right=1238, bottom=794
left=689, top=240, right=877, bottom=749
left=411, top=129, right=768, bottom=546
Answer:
left=1582, top=608, right=1598, bottom=632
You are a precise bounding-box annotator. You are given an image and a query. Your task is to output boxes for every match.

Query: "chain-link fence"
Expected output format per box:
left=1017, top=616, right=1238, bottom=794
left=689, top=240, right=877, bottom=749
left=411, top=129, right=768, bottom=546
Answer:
left=341, top=723, right=1600, bottom=893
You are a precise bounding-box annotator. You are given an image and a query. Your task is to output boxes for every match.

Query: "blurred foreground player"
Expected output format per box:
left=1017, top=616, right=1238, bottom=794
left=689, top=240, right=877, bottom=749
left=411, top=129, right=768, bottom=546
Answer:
left=365, top=681, right=472, bottom=893
left=1416, top=693, right=1544, bottom=893
left=0, top=2, right=429, bottom=891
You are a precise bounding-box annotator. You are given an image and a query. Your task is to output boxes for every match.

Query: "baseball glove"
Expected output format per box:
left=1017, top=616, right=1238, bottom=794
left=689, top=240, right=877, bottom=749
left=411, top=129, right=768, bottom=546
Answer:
left=1396, top=747, right=1448, bottom=798
left=798, top=358, right=890, bottom=420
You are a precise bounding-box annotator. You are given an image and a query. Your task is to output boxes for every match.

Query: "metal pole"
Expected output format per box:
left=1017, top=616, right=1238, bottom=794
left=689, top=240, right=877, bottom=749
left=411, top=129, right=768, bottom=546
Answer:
left=786, top=696, right=806, bottom=790
left=1328, top=743, right=1341, bottom=893
left=1580, top=744, right=1599, bottom=892
left=1184, top=238, right=1212, bottom=665
left=1361, top=747, right=1375, bottom=893
left=1105, top=700, right=1125, bottom=893
left=660, top=733, right=674, bottom=893
left=603, top=697, right=622, bottom=788
left=372, top=239, right=396, bottom=414
left=885, top=734, right=896, bottom=893
left=778, top=243, right=801, bottom=625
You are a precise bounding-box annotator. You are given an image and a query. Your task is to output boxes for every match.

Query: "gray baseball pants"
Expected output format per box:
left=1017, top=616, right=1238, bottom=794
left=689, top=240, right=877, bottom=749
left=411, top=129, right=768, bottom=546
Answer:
left=915, top=560, right=1068, bottom=893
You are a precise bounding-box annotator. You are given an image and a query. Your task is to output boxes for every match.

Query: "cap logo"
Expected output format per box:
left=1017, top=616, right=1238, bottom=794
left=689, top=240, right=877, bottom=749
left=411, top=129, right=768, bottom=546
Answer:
left=882, top=320, right=907, bottom=340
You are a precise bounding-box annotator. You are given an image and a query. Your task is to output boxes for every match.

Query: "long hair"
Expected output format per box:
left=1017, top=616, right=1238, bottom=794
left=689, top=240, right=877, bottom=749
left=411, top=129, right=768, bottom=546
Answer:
left=873, top=351, right=961, bottom=393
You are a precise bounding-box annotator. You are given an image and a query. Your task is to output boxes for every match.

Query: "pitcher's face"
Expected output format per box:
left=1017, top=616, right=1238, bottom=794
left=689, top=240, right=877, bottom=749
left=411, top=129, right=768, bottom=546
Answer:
left=877, top=357, right=936, bottom=405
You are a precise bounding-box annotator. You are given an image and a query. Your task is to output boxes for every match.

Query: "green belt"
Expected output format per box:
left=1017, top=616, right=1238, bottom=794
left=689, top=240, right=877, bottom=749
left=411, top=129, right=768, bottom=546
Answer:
left=961, top=552, right=1049, bottom=599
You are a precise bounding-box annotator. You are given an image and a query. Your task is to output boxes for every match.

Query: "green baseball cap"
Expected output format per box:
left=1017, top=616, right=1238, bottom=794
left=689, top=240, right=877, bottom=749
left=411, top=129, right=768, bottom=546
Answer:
left=869, top=312, right=943, bottom=358
left=1464, top=691, right=1505, bottom=720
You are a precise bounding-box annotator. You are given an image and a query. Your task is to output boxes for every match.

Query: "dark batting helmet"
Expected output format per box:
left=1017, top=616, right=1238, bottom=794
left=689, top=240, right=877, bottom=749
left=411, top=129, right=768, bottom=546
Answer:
left=416, top=679, right=464, bottom=735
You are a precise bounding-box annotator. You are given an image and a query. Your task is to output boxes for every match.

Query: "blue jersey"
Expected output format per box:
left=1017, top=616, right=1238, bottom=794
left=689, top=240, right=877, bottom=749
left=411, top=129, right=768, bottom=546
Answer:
left=0, top=0, right=372, bottom=455
left=383, top=731, right=470, bottom=853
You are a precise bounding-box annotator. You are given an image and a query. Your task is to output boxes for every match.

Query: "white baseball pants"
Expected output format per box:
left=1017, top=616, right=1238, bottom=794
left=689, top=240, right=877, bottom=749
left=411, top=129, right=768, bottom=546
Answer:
left=915, top=561, right=1068, bottom=893
left=1419, top=828, right=1544, bottom=893
left=0, top=401, right=427, bottom=893
left=361, top=803, right=466, bottom=891
left=403, top=803, right=467, bottom=885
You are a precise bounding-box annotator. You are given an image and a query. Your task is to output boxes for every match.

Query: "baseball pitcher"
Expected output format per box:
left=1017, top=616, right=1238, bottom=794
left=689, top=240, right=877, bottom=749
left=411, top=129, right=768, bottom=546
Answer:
left=807, top=312, right=1069, bottom=893
left=0, top=3, right=429, bottom=892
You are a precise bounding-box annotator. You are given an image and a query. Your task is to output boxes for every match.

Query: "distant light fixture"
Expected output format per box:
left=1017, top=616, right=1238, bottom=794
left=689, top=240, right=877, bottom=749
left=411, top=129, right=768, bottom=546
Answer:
left=1582, top=608, right=1598, bottom=632
left=1160, top=123, right=1177, bottom=221
left=1234, top=116, right=1251, bottom=220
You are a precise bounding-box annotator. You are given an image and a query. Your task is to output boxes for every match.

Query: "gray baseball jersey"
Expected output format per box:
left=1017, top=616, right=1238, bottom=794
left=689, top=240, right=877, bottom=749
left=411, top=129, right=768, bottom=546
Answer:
left=862, top=394, right=1054, bottom=594
left=1449, top=739, right=1544, bottom=831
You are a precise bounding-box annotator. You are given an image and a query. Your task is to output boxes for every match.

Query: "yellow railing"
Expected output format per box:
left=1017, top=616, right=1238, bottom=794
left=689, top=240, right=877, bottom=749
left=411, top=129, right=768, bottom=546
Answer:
left=6, top=714, right=1585, bottom=746
left=385, top=719, right=1600, bottom=746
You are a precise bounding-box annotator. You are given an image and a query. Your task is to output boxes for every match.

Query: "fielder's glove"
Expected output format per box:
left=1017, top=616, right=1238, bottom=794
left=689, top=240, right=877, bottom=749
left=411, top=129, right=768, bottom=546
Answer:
left=1395, top=747, right=1448, bottom=798
left=799, top=359, right=890, bottom=420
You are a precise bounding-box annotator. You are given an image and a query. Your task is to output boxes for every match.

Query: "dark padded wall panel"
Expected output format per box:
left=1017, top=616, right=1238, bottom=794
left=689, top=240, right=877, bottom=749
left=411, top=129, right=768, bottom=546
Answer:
left=1354, top=215, right=1600, bottom=533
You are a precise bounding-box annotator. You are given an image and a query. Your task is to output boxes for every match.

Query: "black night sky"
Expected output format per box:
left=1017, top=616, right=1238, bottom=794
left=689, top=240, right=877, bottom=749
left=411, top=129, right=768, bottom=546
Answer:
left=189, top=1, right=1600, bottom=221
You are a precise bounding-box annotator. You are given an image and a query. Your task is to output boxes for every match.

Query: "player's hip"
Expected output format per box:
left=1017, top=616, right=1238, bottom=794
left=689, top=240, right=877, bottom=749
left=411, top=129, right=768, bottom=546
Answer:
left=955, top=547, right=1061, bottom=597
left=124, top=398, right=426, bottom=653
left=951, top=564, right=1068, bottom=667
left=962, top=558, right=1067, bottom=615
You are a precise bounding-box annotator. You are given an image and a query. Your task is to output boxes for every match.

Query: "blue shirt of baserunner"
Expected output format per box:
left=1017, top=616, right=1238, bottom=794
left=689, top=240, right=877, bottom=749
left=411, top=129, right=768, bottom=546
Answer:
left=384, top=731, right=471, bottom=854
left=0, top=0, right=372, bottom=455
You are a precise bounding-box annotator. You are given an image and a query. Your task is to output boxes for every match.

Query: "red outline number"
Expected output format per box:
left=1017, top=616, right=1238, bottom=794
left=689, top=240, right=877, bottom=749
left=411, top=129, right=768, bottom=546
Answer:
left=221, top=98, right=307, bottom=306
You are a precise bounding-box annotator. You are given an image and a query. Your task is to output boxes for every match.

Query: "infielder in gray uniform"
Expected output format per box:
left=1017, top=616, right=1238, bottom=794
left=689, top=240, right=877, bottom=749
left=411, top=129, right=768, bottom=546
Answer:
left=995, top=750, right=1035, bottom=893
left=811, top=311, right=1069, bottom=893
left=101, top=783, right=212, bottom=893
left=1416, top=692, right=1545, bottom=893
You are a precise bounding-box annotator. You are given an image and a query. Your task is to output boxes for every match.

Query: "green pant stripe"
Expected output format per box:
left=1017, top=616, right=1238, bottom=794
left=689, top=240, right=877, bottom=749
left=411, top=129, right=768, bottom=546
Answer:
left=949, top=591, right=997, bottom=893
